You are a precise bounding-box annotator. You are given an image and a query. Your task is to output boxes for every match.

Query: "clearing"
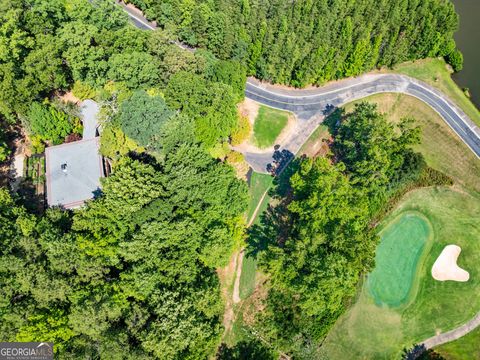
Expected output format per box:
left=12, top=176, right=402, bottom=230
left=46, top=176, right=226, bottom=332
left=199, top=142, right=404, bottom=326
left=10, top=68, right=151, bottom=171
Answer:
left=252, top=106, right=290, bottom=149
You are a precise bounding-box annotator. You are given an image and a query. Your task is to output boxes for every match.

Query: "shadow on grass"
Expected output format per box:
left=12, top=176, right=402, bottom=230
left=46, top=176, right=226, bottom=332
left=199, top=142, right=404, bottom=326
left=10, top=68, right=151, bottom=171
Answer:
left=245, top=157, right=302, bottom=259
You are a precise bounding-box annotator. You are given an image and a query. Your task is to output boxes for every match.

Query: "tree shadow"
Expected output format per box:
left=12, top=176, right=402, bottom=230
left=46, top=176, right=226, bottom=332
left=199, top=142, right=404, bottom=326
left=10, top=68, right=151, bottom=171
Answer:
left=322, top=107, right=344, bottom=135
left=246, top=157, right=300, bottom=259
left=216, top=339, right=274, bottom=360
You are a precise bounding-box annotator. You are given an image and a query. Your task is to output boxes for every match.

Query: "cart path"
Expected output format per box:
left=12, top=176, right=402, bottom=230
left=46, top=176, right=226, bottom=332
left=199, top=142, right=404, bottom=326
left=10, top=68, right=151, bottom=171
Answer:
left=118, top=1, right=480, bottom=348
left=423, top=311, right=480, bottom=349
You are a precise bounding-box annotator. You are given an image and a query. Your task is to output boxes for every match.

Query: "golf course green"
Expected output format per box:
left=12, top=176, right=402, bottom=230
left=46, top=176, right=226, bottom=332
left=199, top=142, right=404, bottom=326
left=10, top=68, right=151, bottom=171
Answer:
left=368, top=212, right=433, bottom=307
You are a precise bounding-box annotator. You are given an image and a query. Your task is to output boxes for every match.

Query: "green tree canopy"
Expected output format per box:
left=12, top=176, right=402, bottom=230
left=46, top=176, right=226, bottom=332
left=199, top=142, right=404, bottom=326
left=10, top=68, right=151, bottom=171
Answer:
left=118, top=90, right=174, bottom=149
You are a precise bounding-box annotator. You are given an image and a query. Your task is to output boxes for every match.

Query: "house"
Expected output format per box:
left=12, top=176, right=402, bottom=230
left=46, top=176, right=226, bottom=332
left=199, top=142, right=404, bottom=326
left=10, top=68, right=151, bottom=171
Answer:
left=45, top=100, right=104, bottom=209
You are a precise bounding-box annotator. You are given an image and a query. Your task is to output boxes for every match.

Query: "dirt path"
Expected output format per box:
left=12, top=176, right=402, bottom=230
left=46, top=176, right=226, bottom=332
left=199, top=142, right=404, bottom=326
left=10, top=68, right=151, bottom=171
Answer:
left=232, top=188, right=270, bottom=305
left=423, top=311, right=480, bottom=349
left=232, top=251, right=245, bottom=304
left=219, top=251, right=238, bottom=334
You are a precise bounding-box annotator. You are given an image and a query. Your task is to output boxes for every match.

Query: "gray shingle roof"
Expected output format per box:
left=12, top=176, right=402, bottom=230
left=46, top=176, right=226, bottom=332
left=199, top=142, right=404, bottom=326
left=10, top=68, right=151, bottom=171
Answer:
left=45, top=138, right=103, bottom=209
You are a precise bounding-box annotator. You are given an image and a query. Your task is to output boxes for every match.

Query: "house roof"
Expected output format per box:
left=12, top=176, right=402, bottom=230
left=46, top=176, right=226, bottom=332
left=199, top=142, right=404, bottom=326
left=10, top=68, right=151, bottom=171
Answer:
left=45, top=138, right=103, bottom=209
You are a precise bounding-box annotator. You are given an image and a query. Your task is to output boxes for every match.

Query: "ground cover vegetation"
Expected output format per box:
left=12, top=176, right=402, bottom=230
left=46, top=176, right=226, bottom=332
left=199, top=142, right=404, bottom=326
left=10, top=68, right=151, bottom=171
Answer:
left=244, top=103, right=452, bottom=357
left=127, top=0, right=461, bottom=87
left=0, top=0, right=253, bottom=358
left=252, top=106, right=289, bottom=148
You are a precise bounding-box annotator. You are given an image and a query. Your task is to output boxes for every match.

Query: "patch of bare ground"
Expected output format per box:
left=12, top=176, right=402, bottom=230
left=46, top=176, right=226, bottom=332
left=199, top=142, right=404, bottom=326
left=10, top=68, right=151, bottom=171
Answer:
left=238, top=98, right=259, bottom=126
left=57, top=90, right=81, bottom=105
left=218, top=251, right=239, bottom=335
left=274, top=113, right=297, bottom=145
left=242, top=273, right=269, bottom=327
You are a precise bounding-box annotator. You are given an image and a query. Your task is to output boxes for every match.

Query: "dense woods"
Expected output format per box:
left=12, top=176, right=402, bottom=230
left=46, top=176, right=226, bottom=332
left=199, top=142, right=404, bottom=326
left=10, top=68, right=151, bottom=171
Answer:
left=0, top=0, right=460, bottom=358
left=0, top=0, right=249, bottom=358
left=129, top=0, right=461, bottom=86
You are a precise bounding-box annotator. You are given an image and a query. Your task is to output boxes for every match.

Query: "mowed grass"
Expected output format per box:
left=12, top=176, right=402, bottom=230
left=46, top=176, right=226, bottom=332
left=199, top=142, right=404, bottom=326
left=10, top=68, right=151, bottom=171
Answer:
left=436, top=325, right=480, bottom=359
left=368, top=212, right=433, bottom=308
left=247, top=171, right=273, bottom=223
left=317, top=90, right=480, bottom=358
left=383, top=58, right=480, bottom=128
left=252, top=105, right=289, bottom=148
left=344, top=93, right=480, bottom=193
left=320, top=187, right=480, bottom=359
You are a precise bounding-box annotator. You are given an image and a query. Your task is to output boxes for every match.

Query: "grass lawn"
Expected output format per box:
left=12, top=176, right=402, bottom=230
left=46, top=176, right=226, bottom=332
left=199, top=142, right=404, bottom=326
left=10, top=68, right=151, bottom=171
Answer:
left=383, top=58, right=480, bottom=128
left=435, top=325, right=480, bottom=359
left=247, top=171, right=273, bottom=223
left=368, top=212, right=433, bottom=308
left=314, top=91, right=480, bottom=358
left=320, top=187, right=480, bottom=359
left=252, top=105, right=289, bottom=148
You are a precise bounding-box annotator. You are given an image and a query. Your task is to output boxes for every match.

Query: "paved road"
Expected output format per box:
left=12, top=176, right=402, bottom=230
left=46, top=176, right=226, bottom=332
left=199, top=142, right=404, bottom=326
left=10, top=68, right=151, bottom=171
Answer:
left=244, top=75, right=480, bottom=172
left=117, top=0, right=480, bottom=174
left=118, top=0, right=480, bottom=349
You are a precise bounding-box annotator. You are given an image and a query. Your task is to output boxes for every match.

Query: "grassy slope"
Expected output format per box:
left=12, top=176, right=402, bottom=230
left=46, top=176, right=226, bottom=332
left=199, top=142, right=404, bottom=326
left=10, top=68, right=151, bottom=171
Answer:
left=384, top=58, right=480, bottom=128
left=436, top=325, right=480, bottom=360
left=318, top=93, right=480, bottom=359
left=252, top=106, right=289, bottom=148
left=247, top=172, right=273, bottom=223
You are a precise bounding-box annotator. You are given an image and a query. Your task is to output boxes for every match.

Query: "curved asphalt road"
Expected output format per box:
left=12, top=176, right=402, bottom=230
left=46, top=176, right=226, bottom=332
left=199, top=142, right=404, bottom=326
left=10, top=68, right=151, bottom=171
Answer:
left=244, top=75, right=480, bottom=172
left=119, top=2, right=480, bottom=349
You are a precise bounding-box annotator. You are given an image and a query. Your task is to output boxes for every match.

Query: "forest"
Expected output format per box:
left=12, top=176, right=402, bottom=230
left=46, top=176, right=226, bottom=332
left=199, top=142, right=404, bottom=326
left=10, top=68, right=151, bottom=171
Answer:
left=0, top=0, right=459, bottom=358
left=127, top=0, right=462, bottom=86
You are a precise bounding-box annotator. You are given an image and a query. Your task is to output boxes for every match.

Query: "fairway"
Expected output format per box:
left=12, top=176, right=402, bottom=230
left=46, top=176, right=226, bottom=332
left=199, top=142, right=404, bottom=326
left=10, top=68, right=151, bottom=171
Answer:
left=252, top=106, right=289, bottom=148
left=368, top=212, right=432, bottom=307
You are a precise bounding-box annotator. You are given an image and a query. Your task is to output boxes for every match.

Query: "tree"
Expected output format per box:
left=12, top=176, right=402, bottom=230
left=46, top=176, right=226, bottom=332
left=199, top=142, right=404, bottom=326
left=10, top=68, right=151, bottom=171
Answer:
left=165, top=71, right=238, bottom=147
left=445, top=49, right=463, bottom=72
left=118, top=90, right=174, bottom=149
left=332, top=102, right=420, bottom=193
left=106, top=52, right=161, bottom=89
left=25, top=102, right=80, bottom=144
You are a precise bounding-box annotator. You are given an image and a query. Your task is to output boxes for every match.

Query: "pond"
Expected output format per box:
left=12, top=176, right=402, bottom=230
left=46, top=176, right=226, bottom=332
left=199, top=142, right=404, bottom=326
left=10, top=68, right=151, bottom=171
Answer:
left=451, top=0, right=480, bottom=108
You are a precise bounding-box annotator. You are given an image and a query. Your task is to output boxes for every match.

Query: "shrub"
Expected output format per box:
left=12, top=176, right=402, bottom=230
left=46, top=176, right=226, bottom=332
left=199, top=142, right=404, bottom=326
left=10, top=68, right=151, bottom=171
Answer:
left=29, top=135, right=45, bottom=154
left=209, top=142, right=230, bottom=160
left=26, top=103, right=75, bottom=145
left=231, top=115, right=251, bottom=145
left=226, top=150, right=245, bottom=164
left=445, top=49, right=463, bottom=72
left=72, top=81, right=96, bottom=100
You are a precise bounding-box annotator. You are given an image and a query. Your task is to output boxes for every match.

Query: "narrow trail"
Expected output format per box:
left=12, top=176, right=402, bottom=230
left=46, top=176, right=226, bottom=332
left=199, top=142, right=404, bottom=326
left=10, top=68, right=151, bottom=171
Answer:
left=232, top=188, right=270, bottom=304
left=118, top=2, right=480, bottom=350
left=422, top=311, right=480, bottom=349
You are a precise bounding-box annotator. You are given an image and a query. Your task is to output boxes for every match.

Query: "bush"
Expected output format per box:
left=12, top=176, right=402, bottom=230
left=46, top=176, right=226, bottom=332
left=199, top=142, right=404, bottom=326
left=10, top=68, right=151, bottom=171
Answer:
left=26, top=103, right=75, bottom=145
left=72, top=81, right=96, bottom=100
left=209, top=142, right=230, bottom=160
left=445, top=49, right=463, bottom=72
left=29, top=135, right=45, bottom=154
left=226, top=150, right=245, bottom=164
left=231, top=115, right=251, bottom=145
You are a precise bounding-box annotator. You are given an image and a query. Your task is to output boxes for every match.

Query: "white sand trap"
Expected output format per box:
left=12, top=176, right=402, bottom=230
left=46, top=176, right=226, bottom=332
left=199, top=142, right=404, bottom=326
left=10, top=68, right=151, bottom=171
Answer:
left=431, top=245, right=469, bottom=282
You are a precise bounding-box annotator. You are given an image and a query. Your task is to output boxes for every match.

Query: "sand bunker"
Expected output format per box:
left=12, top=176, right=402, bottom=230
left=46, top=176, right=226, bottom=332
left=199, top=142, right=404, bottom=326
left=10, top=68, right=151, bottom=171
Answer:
left=431, top=245, right=469, bottom=282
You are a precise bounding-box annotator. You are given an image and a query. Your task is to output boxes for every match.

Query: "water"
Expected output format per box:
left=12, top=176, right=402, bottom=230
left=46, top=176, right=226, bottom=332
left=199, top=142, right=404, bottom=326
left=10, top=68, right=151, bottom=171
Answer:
left=451, top=0, right=480, bottom=108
